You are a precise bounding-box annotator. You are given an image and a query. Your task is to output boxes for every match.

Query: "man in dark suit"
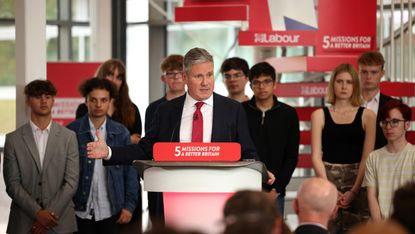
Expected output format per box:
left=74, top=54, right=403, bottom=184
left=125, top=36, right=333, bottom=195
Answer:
left=87, top=47, right=275, bottom=184
left=294, top=178, right=337, bottom=234
left=358, top=51, right=394, bottom=149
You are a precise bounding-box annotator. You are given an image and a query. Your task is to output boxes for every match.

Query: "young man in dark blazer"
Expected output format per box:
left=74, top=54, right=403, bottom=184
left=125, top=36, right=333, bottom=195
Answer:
left=358, top=51, right=394, bottom=149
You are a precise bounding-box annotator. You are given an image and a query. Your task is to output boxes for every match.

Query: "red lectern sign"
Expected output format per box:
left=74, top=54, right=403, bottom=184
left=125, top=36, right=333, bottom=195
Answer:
left=153, top=142, right=241, bottom=162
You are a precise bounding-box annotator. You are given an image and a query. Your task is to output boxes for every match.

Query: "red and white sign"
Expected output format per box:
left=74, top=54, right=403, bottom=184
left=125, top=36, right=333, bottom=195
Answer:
left=47, top=62, right=101, bottom=125
left=153, top=142, right=241, bottom=162
left=238, top=31, right=316, bottom=46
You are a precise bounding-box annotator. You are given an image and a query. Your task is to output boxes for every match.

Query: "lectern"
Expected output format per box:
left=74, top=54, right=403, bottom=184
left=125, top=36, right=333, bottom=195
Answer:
left=134, top=143, right=267, bottom=234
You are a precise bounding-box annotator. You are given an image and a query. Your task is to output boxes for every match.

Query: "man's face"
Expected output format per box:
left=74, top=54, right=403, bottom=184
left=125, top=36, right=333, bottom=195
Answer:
left=250, top=75, right=276, bottom=101
left=26, top=94, right=54, bottom=117
left=86, top=89, right=111, bottom=119
left=223, top=69, right=249, bottom=96
left=358, top=64, right=384, bottom=92
left=162, top=69, right=186, bottom=93
left=184, top=62, right=214, bottom=101
left=381, top=108, right=409, bottom=142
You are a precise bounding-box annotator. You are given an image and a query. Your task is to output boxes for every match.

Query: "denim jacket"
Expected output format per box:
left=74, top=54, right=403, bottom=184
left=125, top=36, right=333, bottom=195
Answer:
left=67, top=115, right=138, bottom=214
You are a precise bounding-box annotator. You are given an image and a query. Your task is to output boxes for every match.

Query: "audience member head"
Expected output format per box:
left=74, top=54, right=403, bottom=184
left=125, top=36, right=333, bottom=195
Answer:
left=160, top=54, right=185, bottom=94
left=79, top=78, right=115, bottom=120
left=95, top=58, right=135, bottom=128
left=220, top=57, right=250, bottom=100
left=391, top=182, right=415, bottom=234
left=357, top=51, right=385, bottom=70
left=24, top=79, right=57, bottom=98
left=357, top=51, right=385, bottom=93
left=349, top=220, right=408, bottom=234
left=183, top=48, right=214, bottom=101
left=248, top=62, right=277, bottom=102
left=378, top=100, right=411, bottom=142
left=379, top=99, right=412, bottom=122
left=294, top=178, right=337, bottom=227
left=248, top=62, right=276, bottom=83
left=326, top=63, right=361, bottom=106
left=24, top=80, right=57, bottom=118
left=223, top=190, right=290, bottom=234
left=79, top=77, right=116, bottom=99
left=96, top=58, right=126, bottom=92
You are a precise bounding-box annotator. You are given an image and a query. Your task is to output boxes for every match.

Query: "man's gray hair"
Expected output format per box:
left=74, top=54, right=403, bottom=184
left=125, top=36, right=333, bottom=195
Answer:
left=183, top=47, right=213, bottom=74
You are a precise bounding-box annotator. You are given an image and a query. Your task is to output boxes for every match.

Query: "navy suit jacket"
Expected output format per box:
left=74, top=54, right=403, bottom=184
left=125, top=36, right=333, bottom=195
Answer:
left=107, top=93, right=258, bottom=165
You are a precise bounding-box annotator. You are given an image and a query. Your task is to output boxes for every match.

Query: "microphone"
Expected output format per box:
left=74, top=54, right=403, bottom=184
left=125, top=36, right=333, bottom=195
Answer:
left=193, top=113, right=198, bottom=121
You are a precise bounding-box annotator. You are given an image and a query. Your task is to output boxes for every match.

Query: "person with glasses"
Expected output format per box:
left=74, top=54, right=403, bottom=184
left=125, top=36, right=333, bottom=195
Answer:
left=145, top=54, right=186, bottom=134
left=311, top=63, right=376, bottom=233
left=364, top=100, right=415, bottom=221
left=242, top=62, right=300, bottom=216
left=358, top=51, right=395, bottom=149
left=220, top=57, right=250, bottom=102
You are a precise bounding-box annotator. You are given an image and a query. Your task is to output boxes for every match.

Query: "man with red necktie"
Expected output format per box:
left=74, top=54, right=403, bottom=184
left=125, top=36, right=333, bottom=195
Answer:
left=86, top=48, right=275, bottom=185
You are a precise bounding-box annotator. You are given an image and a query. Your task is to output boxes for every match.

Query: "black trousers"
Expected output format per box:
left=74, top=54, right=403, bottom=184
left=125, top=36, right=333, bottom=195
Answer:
left=75, top=215, right=118, bottom=234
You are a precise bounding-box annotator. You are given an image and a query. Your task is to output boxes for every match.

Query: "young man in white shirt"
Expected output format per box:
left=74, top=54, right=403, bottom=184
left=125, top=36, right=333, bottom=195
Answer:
left=365, top=100, right=415, bottom=221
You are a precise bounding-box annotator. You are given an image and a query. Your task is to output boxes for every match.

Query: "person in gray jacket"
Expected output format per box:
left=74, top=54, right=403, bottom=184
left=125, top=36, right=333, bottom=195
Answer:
left=3, top=80, right=79, bottom=234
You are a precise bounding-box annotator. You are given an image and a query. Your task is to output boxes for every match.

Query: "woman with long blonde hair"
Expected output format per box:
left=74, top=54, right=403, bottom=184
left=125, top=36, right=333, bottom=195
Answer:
left=311, top=63, right=376, bottom=233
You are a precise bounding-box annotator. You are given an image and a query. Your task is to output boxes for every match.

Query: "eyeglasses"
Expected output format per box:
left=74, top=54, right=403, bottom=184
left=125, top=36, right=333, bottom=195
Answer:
left=379, top=119, right=406, bottom=128
left=223, top=72, right=245, bottom=79
left=251, top=79, right=274, bottom=87
left=164, top=71, right=183, bottom=79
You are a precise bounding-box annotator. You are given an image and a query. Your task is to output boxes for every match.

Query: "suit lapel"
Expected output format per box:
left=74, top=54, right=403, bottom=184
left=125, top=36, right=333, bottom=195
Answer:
left=42, top=122, right=59, bottom=170
left=211, top=93, right=222, bottom=141
left=22, top=123, right=42, bottom=172
left=171, top=96, right=185, bottom=142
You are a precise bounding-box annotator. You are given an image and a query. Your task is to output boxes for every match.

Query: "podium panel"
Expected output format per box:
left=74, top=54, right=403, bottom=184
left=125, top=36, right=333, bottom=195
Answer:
left=163, top=192, right=233, bottom=234
left=135, top=161, right=267, bottom=234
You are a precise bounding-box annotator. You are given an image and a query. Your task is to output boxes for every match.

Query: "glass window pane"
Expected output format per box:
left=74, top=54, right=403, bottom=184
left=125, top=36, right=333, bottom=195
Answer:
left=72, top=0, right=90, bottom=22
left=0, top=26, right=16, bottom=85
left=0, top=0, right=15, bottom=18
left=46, top=0, right=58, bottom=20
left=71, top=26, right=91, bottom=61
left=127, top=24, right=149, bottom=126
left=47, top=25, right=58, bottom=61
left=167, top=23, right=254, bottom=97
left=127, top=0, right=148, bottom=23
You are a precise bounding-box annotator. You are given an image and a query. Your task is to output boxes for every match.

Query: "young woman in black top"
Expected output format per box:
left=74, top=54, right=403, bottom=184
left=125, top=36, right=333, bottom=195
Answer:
left=311, top=63, right=376, bottom=233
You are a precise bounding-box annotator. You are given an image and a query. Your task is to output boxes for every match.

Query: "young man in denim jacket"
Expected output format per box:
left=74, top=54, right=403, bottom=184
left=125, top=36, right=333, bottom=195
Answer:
left=67, top=78, right=138, bottom=234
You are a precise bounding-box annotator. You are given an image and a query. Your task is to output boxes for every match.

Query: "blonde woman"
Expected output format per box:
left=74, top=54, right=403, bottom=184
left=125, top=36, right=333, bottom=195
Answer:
left=311, top=63, right=376, bottom=233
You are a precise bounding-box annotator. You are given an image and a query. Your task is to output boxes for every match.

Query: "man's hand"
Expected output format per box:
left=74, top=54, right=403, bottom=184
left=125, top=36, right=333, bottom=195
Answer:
left=36, top=210, right=58, bottom=230
left=87, top=129, right=109, bottom=159
left=31, top=221, right=47, bottom=234
left=116, top=209, right=133, bottom=224
left=266, top=170, right=276, bottom=185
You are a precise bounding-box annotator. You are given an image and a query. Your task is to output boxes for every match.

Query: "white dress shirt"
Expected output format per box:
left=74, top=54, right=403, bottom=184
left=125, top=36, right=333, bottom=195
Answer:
left=76, top=118, right=112, bottom=221
left=180, top=92, right=214, bottom=142
left=29, top=120, right=52, bottom=169
left=362, top=91, right=380, bottom=114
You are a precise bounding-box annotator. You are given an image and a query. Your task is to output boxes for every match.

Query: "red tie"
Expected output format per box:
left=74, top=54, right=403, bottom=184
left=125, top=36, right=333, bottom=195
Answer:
left=192, top=102, right=204, bottom=142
